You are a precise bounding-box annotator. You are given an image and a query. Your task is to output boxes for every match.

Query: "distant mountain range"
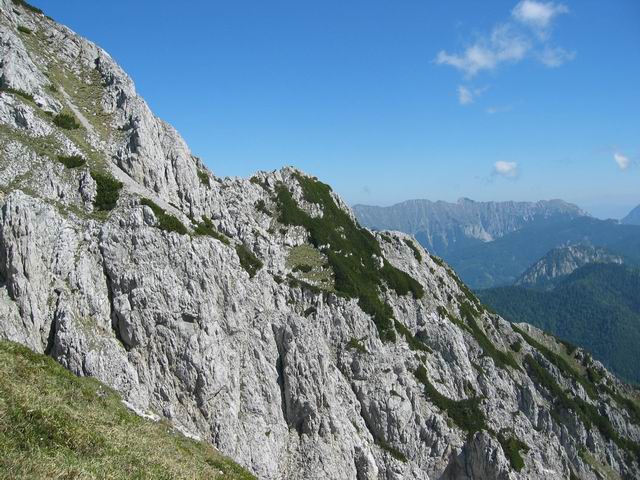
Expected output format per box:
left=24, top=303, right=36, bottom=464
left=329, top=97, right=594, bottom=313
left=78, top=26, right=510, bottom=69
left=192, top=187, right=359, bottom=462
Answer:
left=354, top=198, right=640, bottom=289
left=479, top=263, right=640, bottom=384
left=623, top=204, right=640, bottom=225
left=353, top=198, right=587, bottom=257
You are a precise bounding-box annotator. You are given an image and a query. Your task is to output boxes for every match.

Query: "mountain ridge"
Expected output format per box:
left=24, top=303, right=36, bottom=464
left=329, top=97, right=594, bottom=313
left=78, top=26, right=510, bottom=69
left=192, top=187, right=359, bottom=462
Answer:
left=1, top=2, right=639, bottom=479
left=353, top=198, right=588, bottom=257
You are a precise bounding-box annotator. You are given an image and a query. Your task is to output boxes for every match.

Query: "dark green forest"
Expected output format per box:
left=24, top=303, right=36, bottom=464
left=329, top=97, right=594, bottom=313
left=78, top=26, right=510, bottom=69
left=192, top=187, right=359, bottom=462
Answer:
left=478, top=263, right=640, bottom=384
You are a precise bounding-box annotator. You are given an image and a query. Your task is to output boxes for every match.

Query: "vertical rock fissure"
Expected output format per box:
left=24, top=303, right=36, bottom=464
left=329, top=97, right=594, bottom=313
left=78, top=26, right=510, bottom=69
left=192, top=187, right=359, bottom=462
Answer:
left=0, top=220, right=10, bottom=293
left=272, top=327, right=288, bottom=417
left=98, top=244, right=129, bottom=351
left=272, top=325, right=298, bottom=434
left=44, top=290, right=61, bottom=355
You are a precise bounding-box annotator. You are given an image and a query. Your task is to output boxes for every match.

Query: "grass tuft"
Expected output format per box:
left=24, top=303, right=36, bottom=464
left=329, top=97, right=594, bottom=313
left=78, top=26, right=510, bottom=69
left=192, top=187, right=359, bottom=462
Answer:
left=1, top=86, right=34, bottom=102
left=459, top=301, right=520, bottom=371
left=53, top=112, right=81, bottom=130
left=90, top=171, right=122, bottom=212
left=346, top=337, right=367, bottom=354
left=403, top=238, right=422, bottom=262
left=235, top=244, right=263, bottom=278
left=414, top=364, right=486, bottom=437
left=524, top=354, right=640, bottom=458
left=11, top=0, right=43, bottom=14
left=57, top=155, right=86, bottom=169
left=193, top=216, right=230, bottom=245
left=497, top=432, right=529, bottom=472
left=197, top=170, right=210, bottom=187
left=140, top=199, right=187, bottom=235
left=395, top=321, right=432, bottom=353
left=514, top=325, right=596, bottom=399
left=376, top=439, right=407, bottom=463
left=255, top=199, right=270, bottom=216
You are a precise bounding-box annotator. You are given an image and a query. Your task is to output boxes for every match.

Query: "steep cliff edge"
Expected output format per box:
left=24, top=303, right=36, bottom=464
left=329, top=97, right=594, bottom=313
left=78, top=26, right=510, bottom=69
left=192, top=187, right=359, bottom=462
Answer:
left=1, top=2, right=639, bottom=479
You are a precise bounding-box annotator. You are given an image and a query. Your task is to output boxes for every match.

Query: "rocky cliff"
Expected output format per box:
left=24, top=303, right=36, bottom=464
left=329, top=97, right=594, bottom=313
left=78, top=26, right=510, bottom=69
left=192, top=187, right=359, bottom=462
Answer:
left=514, top=245, right=624, bottom=290
left=1, top=2, right=639, bottom=479
left=353, top=198, right=587, bottom=257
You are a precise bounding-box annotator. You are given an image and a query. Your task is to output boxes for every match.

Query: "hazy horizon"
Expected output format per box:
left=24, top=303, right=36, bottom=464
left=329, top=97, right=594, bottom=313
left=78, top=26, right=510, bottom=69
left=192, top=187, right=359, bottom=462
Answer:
left=351, top=194, right=637, bottom=221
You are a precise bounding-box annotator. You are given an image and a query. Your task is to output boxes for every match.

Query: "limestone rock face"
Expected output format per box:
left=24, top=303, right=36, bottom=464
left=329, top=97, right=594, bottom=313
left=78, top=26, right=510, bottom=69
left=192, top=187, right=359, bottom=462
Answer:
left=1, top=2, right=639, bottom=479
left=514, top=244, right=624, bottom=289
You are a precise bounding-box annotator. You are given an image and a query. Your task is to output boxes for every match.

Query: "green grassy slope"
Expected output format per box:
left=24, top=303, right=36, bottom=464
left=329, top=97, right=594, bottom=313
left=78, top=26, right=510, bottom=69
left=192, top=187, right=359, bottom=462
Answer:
left=0, top=341, right=255, bottom=480
left=478, top=263, right=640, bottom=384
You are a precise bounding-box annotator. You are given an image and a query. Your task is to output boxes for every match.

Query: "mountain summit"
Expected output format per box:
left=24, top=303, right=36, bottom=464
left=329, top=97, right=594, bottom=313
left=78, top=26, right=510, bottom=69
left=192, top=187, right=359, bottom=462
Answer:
left=622, top=204, right=640, bottom=225
left=1, top=2, right=639, bottom=479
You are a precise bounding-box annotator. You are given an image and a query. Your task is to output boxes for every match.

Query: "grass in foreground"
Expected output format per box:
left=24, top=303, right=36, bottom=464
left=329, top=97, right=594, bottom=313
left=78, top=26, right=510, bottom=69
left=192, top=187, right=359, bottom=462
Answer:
left=0, top=341, right=255, bottom=480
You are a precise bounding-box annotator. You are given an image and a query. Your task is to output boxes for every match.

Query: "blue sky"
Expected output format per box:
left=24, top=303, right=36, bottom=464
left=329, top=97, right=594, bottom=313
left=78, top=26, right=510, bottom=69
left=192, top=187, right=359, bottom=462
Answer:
left=32, top=0, right=640, bottom=218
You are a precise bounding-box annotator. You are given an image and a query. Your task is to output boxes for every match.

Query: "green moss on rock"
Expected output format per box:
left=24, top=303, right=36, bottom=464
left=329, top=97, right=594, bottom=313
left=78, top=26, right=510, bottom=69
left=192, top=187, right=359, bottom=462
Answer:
left=497, top=432, right=529, bottom=472
left=90, top=171, right=122, bottom=211
left=414, top=364, right=486, bottom=437
left=53, top=112, right=81, bottom=130
left=235, top=244, right=263, bottom=278
left=57, top=155, right=86, bottom=169
left=140, top=199, right=187, bottom=235
left=193, top=216, right=230, bottom=245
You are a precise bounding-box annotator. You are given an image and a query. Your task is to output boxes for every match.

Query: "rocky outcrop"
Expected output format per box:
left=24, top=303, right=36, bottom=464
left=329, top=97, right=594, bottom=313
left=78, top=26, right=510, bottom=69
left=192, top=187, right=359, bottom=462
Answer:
left=1, top=2, right=639, bottom=479
left=515, top=244, right=624, bottom=290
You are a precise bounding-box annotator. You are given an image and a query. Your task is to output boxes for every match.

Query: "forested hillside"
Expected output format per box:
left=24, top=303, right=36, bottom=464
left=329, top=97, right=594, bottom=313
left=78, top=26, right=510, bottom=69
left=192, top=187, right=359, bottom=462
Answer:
left=449, top=217, right=640, bottom=288
left=479, top=263, right=640, bottom=383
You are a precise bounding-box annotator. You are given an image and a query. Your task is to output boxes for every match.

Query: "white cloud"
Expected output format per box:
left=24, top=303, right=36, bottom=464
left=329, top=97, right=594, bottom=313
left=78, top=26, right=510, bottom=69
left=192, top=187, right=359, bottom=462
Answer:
left=436, top=24, right=529, bottom=77
left=436, top=0, right=573, bottom=88
left=537, top=46, right=576, bottom=67
left=512, top=1, right=569, bottom=31
left=458, top=86, right=474, bottom=105
left=486, top=104, right=514, bottom=114
left=458, top=85, right=488, bottom=105
left=493, top=161, right=519, bottom=177
left=614, top=152, right=630, bottom=170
